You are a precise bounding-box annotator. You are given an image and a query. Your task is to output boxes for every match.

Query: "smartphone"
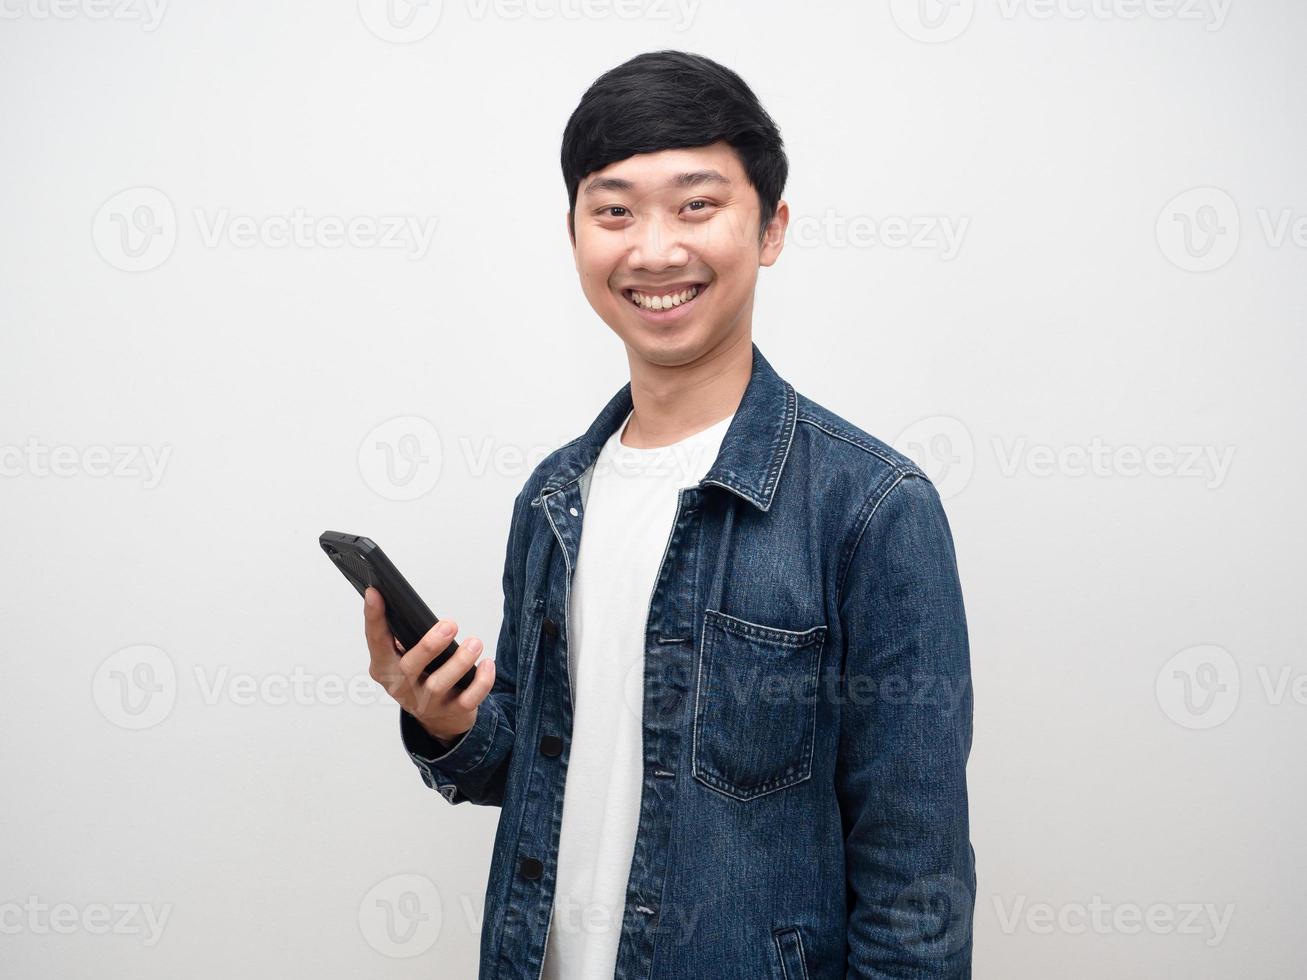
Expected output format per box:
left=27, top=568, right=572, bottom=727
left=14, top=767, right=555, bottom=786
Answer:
left=319, top=531, right=478, bottom=689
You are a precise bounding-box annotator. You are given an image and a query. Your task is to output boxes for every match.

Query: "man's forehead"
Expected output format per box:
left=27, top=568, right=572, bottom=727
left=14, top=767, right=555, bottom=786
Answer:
left=581, top=144, right=741, bottom=196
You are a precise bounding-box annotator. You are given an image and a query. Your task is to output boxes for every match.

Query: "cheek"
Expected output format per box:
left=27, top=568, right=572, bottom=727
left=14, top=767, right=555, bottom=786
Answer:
left=700, top=246, right=740, bottom=289
left=575, top=242, right=622, bottom=293
left=574, top=259, right=601, bottom=293
left=583, top=267, right=613, bottom=295
left=701, top=210, right=754, bottom=255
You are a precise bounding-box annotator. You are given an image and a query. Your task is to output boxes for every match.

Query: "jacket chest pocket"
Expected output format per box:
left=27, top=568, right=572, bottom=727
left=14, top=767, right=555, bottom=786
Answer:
left=692, top=608, right=827, bottom=801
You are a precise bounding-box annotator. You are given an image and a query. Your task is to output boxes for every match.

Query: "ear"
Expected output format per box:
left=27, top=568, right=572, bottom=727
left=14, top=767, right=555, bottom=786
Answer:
left=565, top=210, right=576, bottom=251
left=758, top=199, right=788, bottom=268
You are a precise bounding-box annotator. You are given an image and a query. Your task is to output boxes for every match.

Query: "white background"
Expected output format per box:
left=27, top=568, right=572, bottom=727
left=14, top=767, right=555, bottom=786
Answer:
left=1, top=1, right=1303, bottom=977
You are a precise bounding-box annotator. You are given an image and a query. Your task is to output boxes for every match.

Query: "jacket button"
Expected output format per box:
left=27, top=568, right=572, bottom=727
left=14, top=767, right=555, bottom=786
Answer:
left=539, top=734, right=562, bottom=757
left=541, top=617, right=558, bottom=638
left=519, top=856, right=544, bottom=880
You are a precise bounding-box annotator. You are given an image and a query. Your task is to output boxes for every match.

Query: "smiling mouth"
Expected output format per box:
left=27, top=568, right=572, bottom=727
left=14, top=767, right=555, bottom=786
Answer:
left=622, top=282, right=709, bottom=315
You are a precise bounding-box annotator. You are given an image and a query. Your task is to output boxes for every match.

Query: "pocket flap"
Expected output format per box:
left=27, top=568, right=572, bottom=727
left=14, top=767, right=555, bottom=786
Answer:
left=772, top=925, right=810, bottom=980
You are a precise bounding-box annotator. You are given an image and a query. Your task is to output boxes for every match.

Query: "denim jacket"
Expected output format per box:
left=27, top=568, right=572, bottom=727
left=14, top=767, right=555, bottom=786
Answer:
left=400, top=342, right=976, bottom=979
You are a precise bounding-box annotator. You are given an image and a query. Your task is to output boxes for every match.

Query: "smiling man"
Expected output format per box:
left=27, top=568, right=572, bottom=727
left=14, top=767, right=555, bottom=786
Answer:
left=372, top=49, right=976, bottom=979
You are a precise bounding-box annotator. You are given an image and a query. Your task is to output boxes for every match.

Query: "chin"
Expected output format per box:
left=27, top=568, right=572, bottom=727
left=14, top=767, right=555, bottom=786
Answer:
left=623, top=326, right=717, bottom=367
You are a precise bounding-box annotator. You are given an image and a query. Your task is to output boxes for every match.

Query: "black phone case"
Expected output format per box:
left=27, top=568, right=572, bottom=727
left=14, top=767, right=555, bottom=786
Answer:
left=319, top=531, right=477, bottom=689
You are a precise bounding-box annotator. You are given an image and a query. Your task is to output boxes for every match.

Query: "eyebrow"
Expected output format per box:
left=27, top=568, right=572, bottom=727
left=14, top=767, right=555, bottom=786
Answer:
left=582, top=169, right=732, bottom=197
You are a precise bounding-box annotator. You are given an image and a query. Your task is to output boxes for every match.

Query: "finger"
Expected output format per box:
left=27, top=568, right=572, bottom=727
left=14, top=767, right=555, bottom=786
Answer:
left=364, top=589, right=411, bottom=702
left=364, top=588, right=397, bottom=665
left=398, top=619, right=458, bottom=679
left=419, top=633, right=483, bottom=701
left=451, top=656, right=495, bottom=712
left=416, top=655, right=493, bottom=719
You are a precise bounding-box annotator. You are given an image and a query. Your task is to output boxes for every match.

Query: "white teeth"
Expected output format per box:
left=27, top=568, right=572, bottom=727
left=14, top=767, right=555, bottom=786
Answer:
left=629, top=285, right=700, bottom=310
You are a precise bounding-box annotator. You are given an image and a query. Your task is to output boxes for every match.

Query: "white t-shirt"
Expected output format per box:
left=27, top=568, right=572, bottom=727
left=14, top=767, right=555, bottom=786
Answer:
left=541, top=407, right=734, bottom=980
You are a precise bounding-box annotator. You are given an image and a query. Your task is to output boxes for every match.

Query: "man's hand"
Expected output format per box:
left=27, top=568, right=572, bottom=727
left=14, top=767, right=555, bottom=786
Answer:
left=364, top=586, right=496, bottom=745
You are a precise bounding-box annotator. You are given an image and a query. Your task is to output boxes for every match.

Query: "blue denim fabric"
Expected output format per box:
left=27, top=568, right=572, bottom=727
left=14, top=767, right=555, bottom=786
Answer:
left=400, top=342, right=976, bottom=979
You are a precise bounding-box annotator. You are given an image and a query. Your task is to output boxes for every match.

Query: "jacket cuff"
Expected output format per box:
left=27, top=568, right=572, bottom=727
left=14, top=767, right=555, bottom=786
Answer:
left=399, top=703, right=500, bottom=801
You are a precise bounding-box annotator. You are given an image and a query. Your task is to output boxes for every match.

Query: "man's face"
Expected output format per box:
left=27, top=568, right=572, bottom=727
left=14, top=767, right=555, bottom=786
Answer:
left=569, top=140, right=787, bottom=366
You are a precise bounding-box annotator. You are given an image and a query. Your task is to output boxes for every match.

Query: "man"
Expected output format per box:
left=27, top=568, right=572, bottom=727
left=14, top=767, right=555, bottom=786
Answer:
left=365, top=50, right=976, bottom=980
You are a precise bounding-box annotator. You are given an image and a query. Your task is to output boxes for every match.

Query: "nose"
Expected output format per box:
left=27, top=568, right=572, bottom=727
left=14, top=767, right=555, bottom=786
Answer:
left=626, top=211, right=690, bottom=274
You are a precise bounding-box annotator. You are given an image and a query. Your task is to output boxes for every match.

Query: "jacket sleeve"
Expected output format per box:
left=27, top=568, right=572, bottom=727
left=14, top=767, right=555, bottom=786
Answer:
left=398, top=487, right=527, bottom=807
left=836, top=470, right=976, bottom=978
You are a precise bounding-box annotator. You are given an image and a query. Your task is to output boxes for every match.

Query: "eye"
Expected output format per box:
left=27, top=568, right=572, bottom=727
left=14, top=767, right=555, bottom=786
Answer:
left=601, top=206, right=630, bottom=218
left=684, top=199, right=712, bottom=213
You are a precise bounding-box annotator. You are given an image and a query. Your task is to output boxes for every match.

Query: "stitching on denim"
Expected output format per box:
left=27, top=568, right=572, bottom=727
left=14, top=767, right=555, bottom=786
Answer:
left=692, top=613, right=825, bottom=801
left=759, top=381, right=798, bottom=505
left=704, top=607, right=826, bottom=645
left=690, top=605, right=713, bottom=799
left=796, top=414, right=920, bottom=476
left=772, top=926, right=811, bottom=980
left=515, top=603, right=547, bottom=726
left=693, top=766, right=813, bottom=802
left=793, top=928, right=811, bottom=980
left=834, top=469, right=915, bottom=605
left=489, top=616, right=547, bottom=979
left=540, top=492, right=575, bottom=707
left=533, top=436, right=586, bottom=500
left=763, top=930, right=805, bottom=980
left=533, top=901, right=555, bottom=980
left=775, top=930, right=792, bottom=980
left=698, top=379, right=796, bottom=510
left=414, top=702, right=500, bottom=772
left=485, top=576, right=548, bottom=977
left=536, top=471, right=583, bottom=503
left=462, top=702, right=500, bottom=772
left=804, top=632, right=823, bottom=790
left=407, top=721, right=459, bottom=767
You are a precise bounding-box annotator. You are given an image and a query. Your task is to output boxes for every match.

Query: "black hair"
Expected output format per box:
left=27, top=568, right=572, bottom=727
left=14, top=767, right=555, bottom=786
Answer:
left=561, top=50, right=788, bottom=243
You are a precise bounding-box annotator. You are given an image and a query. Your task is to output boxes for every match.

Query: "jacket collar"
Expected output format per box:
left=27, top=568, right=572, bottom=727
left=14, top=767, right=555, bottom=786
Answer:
left=534, top=341, right=797, bottom=512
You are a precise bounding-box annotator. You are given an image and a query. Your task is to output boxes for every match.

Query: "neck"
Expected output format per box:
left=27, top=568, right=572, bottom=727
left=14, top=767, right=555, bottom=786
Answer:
left=620, top=329, right=752, bottom=449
